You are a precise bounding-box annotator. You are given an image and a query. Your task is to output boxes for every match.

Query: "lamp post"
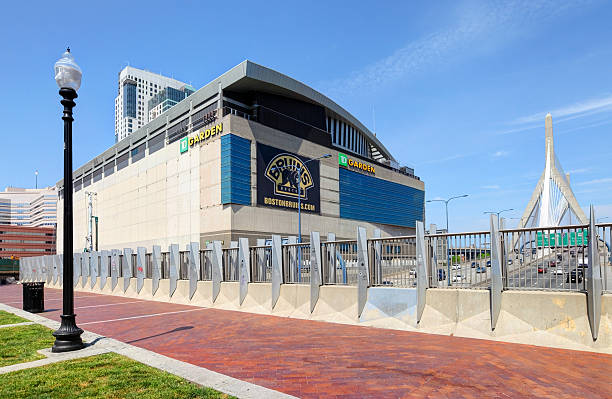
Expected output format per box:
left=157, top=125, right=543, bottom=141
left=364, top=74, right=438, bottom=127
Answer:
left=35, top=170, right=38, bottom=189
left=484, top=209, right=514, bottom=228
left=427, top=194, right=468, bottom=286
left=52, top=48, right=84, bottom=353
left=273, top=153, right=331, bottom=281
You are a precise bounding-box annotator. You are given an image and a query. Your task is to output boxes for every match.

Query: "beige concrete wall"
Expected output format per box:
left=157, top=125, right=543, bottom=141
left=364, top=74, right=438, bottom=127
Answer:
left=58, top=136, right=202, bottom=253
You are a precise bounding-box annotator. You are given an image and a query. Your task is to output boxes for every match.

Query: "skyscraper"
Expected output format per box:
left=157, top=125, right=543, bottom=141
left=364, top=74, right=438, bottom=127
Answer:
left=114, top=66, right=192, bottom=142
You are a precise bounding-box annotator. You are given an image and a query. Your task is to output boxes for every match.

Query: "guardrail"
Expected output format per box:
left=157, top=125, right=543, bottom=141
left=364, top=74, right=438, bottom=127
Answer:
left=22, top=223, right=611, bottom=294
left=321, top=239, right=357, bottom=285
left=282, top=242, right=310, bottom=283
left=250, top=245, right=271, bottom=283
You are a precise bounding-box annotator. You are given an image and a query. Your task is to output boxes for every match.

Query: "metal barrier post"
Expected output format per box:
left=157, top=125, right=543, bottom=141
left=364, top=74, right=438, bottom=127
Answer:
left=239, top=238, right=250, bottom=305
left=110, top=250, right=119, bottom=291
left=211, top=241, right=223, bottom=302
left=416, top=221, right=428, bottom=323
left=136, top=247, right=146, bottom=294
left=188, top=242, right=200, bottom=300
left=169, top=244, right=179, bottom=297
left=586, top=206, right=602, bottom=340
left=327, top=233, right=336, bottom=284
left=310, top=231, right=322, bottom=313
left=53, top=254, right=59, bottom=285
left=123, top=248, right=133, bottom=293
left=81, top=252, right=90, bottom=288
left=357, top=227, right=369, bottom=317
left=100, top=250, right=108, bottom=289
left=287, top=236, right=297, bottom=282
left=489, top=215, right=503, bottom=330
left=256, top=239, right=265, bottom=281
left=374, top=229, right=382, bottom=285
left=152, top=245, right=161, bottom=296
left=46, top=255, right=53, bottom=284
left=271, top=235, right=282, bottom=309
left=90, top=251, right=98, bottom=289
left=59, top=254, right=64, bottom=286
left=73, top=253, right=81, bottom=287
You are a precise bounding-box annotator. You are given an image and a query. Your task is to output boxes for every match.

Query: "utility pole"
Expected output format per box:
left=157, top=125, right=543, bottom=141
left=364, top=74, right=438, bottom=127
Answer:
left=85, top=191, right=97, bottom=252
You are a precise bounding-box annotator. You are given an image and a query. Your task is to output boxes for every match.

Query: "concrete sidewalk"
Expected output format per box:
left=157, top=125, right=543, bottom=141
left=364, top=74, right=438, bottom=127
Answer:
left=1, top=284, right=611, bottom=398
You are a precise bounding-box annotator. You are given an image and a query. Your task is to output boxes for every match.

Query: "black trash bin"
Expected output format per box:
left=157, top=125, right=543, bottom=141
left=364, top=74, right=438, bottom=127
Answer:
left=23, top=282, right=44, bottom=313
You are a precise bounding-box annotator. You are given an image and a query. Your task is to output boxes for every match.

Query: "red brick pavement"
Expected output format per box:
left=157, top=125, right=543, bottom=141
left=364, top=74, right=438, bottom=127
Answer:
left=1, top=285, right=610, bottom=398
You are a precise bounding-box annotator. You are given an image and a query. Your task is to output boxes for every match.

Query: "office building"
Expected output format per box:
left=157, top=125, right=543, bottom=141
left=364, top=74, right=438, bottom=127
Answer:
left=59, top=60, right=425, bottom=251
left=0, top=225, right=56, bottom=259
left=114, top=66, right=192, bottom=142
left=0, top=187, right=58, bottom=227
left=149, top=85, right=195, bottom=121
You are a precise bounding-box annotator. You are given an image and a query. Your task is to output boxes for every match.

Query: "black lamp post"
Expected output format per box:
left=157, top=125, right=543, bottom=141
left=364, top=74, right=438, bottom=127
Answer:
left=52, top=48, right=84, bottom=353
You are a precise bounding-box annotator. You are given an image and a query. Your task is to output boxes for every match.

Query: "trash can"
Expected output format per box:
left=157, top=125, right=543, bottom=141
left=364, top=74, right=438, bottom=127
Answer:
left=22, top=282, right=44, bottom=313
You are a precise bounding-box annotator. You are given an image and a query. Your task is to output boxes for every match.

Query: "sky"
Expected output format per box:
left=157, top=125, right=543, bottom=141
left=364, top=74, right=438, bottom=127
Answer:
left=1, top=0, right=611, bottom=232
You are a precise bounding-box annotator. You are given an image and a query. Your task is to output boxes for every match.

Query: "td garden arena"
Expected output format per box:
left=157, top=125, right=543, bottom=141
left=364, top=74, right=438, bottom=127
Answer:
left=56, top=61, right=425, bottom=250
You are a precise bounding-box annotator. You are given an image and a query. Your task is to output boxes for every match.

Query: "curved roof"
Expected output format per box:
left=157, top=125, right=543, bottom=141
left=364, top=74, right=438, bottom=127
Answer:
left=218, top=60, right=396, bottom=162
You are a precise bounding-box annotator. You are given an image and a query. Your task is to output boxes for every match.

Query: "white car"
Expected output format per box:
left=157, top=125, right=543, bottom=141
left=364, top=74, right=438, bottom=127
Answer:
left=553, top=268, right=564, bottom=275
left=452, top=274, right=464, bottom=282
left=451, top=264, right=462, bottom=270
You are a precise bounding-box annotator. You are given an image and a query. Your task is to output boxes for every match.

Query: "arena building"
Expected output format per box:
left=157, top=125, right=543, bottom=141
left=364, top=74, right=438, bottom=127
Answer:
left=56, top=61, right=425, bottom=251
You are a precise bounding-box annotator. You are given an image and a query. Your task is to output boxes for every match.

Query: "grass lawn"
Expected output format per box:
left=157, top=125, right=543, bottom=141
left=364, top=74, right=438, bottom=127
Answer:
left=0, top=324, right=55, bottom=366
left=0, top=310, right=29, bottom=326
left=0, top=352, right=235, bottom=398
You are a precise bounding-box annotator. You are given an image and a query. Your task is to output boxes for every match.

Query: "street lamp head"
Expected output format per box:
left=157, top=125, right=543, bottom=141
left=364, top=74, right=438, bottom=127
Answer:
left=54, top=48, right=82, bottom=91
left=321, top=154, right=332, bottom=159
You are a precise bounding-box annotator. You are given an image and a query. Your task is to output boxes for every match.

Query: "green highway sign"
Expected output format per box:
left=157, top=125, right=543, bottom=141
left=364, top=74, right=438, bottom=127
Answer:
left=536, top=229, right=588, bottom=247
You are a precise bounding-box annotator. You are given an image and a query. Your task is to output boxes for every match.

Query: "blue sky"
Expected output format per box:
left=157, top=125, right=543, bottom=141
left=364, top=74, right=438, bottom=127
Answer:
left=2, top=0, right=611, bottom=231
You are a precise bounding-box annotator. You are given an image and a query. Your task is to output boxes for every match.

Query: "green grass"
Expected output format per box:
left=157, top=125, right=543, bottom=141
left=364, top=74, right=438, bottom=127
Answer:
left=0, top=310, right=29, bottom=326
left=0, top=323, right=55, bottom=366
left=0, top=352, right=234, bottom=398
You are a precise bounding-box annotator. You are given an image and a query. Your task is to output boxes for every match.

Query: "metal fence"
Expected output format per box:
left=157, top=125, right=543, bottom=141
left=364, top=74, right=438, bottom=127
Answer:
left=250, top=245, right=271, bottom=282
left=223, top=247, right=239, bottom=282
left=595, top=223, right=611, bottom=292
left=369, top=236, right=417, bottom=288
left=321, top=239, right=358, bottom=285
left=29, top=221, right=612, bottom=294
left=199, top=249, right=212, bottom=281
left=282, top=243, right=310, bottom=283
left=501, top=225, right=590, bottom=292
left=426, top=231, right=492, bottom=289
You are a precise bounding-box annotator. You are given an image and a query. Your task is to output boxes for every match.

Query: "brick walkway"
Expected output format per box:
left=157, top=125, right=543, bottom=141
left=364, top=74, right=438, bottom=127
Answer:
left=1, top=285, right=610, bottom=398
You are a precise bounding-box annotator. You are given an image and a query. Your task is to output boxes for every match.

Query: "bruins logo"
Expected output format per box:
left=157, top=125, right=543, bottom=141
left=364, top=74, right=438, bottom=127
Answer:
left=265, top=154, right=314, bottom=199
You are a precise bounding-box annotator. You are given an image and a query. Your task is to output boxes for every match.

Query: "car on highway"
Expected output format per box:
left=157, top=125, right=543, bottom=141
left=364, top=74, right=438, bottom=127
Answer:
left=548, top=260, right=557, bottom=267
left=553, top=268, right=564, bottom=275
left=537, top=266, right=548, bottom=273
left=451, top=264, right=461, bottom=270
left=452, top=274, right=464, bottom=282
left=476, top=266, right=486, bottom=273
left=486, top=260, right=491, bottom=267
left=507, top=259, right=513, bottom=265
left=567, top=268, right=583, bottom=283
left=437, top=269, right=446, bottom=281
left=471, top=262, right=478, bottom=268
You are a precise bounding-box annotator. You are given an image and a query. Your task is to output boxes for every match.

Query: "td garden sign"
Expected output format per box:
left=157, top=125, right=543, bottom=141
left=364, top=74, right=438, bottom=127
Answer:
left=257, top=143, right=321, bottom=213
left=180, top=123, right=223, bottom=153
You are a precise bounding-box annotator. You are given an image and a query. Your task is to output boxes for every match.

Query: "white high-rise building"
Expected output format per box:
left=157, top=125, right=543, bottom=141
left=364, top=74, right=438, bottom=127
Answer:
left=114, top=66, right=192, bottom=142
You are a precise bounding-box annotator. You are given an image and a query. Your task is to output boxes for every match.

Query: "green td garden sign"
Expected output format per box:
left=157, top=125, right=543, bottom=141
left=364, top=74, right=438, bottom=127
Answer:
left=536, top=229, right=588, bottom=247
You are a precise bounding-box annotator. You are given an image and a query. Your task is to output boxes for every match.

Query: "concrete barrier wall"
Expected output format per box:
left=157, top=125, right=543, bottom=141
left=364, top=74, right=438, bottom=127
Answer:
left=48, top=277, right=612, bottom=354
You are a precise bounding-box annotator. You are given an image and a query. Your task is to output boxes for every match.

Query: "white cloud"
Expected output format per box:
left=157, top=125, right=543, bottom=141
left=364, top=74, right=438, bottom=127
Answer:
left=567, top=168, right=591, bottom=175
left=492, top=150, right=509, bottom=158
left=576, top=177, right=612, bottom=186
left=323, top=1, right=588, bottom=95
left=511, top=95, right=612, bottom=125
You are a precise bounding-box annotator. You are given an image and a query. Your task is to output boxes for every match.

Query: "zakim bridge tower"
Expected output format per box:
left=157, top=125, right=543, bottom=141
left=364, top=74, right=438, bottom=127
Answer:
left=518, top=114, right=587, bottom=228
